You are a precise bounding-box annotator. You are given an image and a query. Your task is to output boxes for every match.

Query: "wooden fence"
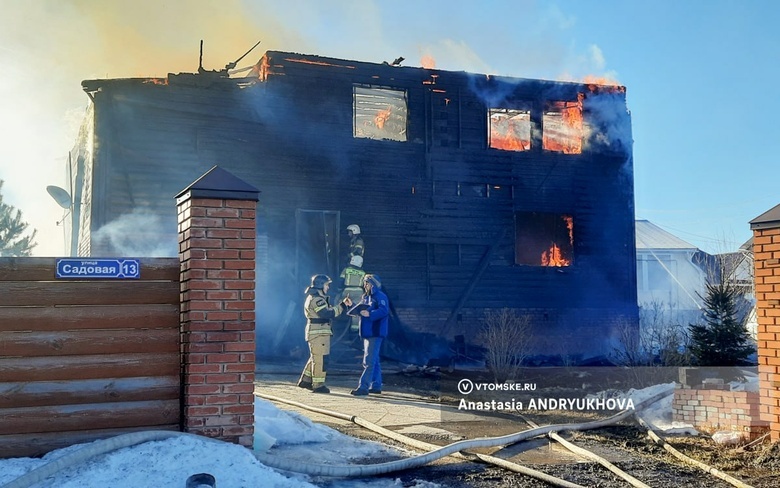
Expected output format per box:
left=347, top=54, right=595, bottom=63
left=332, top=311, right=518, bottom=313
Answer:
left=0, top=257, right=180, bottom=458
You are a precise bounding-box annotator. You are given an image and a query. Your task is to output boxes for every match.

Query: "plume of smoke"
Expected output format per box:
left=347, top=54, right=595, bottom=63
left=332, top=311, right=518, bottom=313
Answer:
left=585, top=92, right=633, bottom=153
left=91, top=208, right=177, bottom=257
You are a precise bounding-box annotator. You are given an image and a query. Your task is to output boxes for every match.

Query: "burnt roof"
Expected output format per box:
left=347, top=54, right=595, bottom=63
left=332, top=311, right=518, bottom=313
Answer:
left=749, top=203, right=780, bottom=230
left=81, top=50, right=627, bottom=95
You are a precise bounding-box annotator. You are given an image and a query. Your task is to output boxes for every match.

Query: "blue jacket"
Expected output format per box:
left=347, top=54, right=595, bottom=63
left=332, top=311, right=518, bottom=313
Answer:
left=358, top=288, right=390, bottom=338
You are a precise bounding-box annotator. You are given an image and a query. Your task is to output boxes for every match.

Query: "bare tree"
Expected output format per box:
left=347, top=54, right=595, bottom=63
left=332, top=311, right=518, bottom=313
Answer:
left=477, top=308, right=533, bottom=383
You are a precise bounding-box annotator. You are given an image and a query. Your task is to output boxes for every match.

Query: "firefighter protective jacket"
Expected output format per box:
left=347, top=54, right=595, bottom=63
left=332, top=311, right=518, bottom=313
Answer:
left=303, top=288, right=346, bottom=340
left=349, top=236, right=365, bottom=258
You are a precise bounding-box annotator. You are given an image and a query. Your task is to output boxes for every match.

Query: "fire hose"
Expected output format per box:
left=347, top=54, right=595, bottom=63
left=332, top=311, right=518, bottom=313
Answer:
left=2, top=387, right=675, bottom=487
left=252, top=387, right=673, bottom=479
left=634, top=413, right=754, bottom=488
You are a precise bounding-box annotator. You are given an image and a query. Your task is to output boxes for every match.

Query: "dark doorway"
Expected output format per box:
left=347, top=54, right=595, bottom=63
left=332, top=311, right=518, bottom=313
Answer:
left=295, top=209, right=341, bottom=291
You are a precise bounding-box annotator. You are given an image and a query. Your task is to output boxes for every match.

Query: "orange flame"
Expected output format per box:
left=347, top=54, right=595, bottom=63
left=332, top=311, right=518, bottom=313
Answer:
left=541, top=243, right=570, bottom=267
left=542, top=94, right=583, bottom=154
left=421, top=55, right=436, bottom=69
left=374, top=106, right=392, bottom=129
left=541, top=216, right=574, bottom=266
left=583, top=75, right=620, bottom=86
left=583, top=75, right=626, bottom=94
left=143, top=78, right=168, bottom=85
left=489, top=110, right=531, bottom=151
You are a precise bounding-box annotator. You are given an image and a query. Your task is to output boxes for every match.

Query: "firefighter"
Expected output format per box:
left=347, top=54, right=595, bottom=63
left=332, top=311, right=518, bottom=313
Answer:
left=346, top=224, right=364, bottom=261
left=339, top=255, right=366, bottom=332
left=298, top=274, right=351, bottom=394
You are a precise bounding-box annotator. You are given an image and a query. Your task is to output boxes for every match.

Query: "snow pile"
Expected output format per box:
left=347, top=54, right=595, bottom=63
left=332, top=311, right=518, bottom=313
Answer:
left=0, top=398, right=436, bottom=488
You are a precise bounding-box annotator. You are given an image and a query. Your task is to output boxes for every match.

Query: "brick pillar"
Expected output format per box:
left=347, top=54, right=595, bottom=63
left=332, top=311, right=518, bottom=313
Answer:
left=176, top=166, right=260, bottom=447
left=750, top=203, right=780, bottom=442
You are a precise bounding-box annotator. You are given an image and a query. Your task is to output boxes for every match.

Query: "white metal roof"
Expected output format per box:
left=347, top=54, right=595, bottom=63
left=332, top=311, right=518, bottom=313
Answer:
left=635, top=220, right=698, bottom=250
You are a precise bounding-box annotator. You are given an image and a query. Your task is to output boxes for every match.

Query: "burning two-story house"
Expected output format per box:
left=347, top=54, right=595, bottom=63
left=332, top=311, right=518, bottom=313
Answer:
left=64, top=50, right=637, bottom=363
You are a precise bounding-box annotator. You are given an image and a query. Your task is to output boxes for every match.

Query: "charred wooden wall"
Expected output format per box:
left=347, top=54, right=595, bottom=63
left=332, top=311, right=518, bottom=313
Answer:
left=76, top=50, right=638, bottom=359
left=0, top=258, right=180, bottom=458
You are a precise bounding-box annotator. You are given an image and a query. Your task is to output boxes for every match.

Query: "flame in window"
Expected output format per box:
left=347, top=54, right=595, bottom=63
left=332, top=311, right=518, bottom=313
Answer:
left=543, top=95, right=584, bottom=154
left=489, top=109, right=531, bottom=151
left=542, top=243, right=569, bottom=266
left=374, top=106, right=392, bottom=129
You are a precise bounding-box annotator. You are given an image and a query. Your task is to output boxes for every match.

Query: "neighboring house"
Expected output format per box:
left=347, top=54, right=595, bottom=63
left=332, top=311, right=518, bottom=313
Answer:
left=635, top=220, right=707, bottom=325
left=635, top=221, right=756, bottom=337
left=715, top=238, right=757, bottom=338
left=64, top=50, right=638, bottom=361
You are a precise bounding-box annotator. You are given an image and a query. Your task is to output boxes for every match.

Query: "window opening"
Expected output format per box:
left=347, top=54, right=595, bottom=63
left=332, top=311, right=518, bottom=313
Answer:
left=542, top=95, right=583, bottom=154
left=353, top=86, right=407, bottom=141
left=488, top=107, right=531, bottom=151
left=515, top=212, right=574, bottom=267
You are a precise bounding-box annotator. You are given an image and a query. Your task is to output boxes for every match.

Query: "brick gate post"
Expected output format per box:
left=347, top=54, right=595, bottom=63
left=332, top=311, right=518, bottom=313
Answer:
left=750, top=203, right=780, bottom=442
left=176, top=166, right=259, bottom=447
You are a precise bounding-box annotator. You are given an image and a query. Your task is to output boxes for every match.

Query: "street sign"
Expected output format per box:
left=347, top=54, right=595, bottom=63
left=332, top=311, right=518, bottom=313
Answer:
left=55, top=258, right=141, bottom=279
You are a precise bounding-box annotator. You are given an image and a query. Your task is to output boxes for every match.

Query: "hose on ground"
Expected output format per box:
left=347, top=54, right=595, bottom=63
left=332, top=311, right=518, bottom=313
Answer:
left=0, top=430, right=205, bottom=488
left=257, top=391, right=585, bottom=488
left=634, top=413, right=755, bottom=488
left=519, top=414, right=651, bottom=488
left=0, top=387, right=673, bottom=487
left=252, top=387, right=673, bottom=478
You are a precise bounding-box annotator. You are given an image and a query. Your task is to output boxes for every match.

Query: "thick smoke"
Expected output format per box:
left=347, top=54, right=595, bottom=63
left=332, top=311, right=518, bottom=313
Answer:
left=584, top=91, right=633, bottom=153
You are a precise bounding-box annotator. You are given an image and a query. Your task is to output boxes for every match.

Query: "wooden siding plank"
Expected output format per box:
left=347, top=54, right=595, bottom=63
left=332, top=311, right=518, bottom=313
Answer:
left=0, top=257, right=178, bottom=282
left=0, top=399, right=180, bottom=435
left=0, top=376, right=180, bottom=409
left=0, top=281, right=179, bottom=306
left=0, top=425, right=180, bottom=459
left=0, top=304, right=179, bottom=332
left=0, top=353, right=180, bottom=382
left=0, top=328, right=179, bottom=357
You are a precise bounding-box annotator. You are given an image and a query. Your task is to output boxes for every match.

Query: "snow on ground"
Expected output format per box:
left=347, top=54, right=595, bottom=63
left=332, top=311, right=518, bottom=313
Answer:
left=626, top=382, right=699, bottom=435
left=0, top=381, right=705, bottom=488
left=0, top=398, right=439, bottom=488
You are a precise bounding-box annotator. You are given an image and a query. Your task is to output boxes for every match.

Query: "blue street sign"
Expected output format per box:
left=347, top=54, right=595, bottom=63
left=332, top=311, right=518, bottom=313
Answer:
left=55, top=258, right=141, bottom=279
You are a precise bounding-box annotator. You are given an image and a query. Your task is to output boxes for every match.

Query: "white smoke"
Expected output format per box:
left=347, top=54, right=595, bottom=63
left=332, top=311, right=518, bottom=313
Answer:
left=91, top=209, right=177, bottom=257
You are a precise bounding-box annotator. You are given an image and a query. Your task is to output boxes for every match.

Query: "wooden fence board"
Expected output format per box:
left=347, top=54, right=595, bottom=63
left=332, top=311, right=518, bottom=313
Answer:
left=0, top=376, right=180, bottom=409
left=0, top=304, right=179, bottom=331
left=0, top=257, right=179, bottom=281
left=0, top=399, right=180, bottom=435
left=0, top=281, right=179, bottom=306
left=0, top=328, right=179, bottom=357
left=0, top=353, right=181, bottom=382
left=0, top=425, right=180, bottom=459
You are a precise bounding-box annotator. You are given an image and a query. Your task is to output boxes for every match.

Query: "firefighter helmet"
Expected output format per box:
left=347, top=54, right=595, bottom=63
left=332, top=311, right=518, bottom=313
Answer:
left=362, top=274, right=381, bottom=289
left=310, top=274, right=332, bottom=289
left=347, top=224, right=361, bottom=235
left=349, top=255, right=363, bottom=268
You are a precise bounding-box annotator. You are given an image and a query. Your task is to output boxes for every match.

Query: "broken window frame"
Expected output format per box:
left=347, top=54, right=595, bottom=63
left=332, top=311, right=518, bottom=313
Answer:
left=542, top=96, right=584, bottom=154
left=514, top=212, right=575, bottom=267
left=353, top=85, right=408, bottom=142
left=487, top=105, right=532, bottom=152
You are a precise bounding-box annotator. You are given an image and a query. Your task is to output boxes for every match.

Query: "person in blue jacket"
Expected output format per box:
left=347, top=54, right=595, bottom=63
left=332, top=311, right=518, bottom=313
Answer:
left=350, top=274, right=390, bottom=396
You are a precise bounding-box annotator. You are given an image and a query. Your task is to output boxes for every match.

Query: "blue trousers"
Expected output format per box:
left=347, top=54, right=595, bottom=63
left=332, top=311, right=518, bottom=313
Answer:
left=358, top=337, right=383, bottom=391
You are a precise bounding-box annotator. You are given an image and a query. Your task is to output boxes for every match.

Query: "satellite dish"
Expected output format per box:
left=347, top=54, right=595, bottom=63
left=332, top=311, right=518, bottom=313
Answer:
left=46, top=185, right=72, bottom=209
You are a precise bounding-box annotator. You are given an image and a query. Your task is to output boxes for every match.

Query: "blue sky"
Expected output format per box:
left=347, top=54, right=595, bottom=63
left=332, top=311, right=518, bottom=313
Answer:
left=1, top=0, right=778, bottom=255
